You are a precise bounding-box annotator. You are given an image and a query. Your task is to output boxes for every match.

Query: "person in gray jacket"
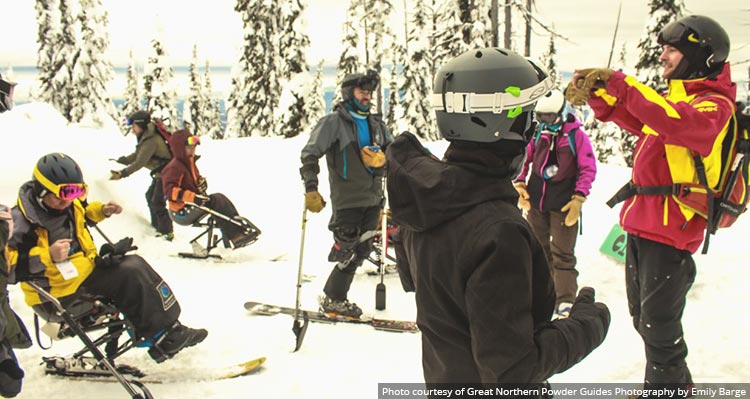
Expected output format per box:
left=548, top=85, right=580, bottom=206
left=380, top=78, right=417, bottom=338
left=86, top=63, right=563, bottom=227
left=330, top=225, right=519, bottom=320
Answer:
left=299, top=70, right=394, bottom=318
left=111, top=110, right=174, bottom=240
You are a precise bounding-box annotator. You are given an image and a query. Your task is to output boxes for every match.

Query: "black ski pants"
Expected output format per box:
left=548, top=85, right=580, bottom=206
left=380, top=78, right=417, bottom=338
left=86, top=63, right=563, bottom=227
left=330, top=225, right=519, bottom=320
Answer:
left=323, top=206, right=380, bottom=300
left=146, top=176, right=173, bottom=235
left=626, top=235, right=696, bottom=385
left=79, top=254, right=181, bottom=340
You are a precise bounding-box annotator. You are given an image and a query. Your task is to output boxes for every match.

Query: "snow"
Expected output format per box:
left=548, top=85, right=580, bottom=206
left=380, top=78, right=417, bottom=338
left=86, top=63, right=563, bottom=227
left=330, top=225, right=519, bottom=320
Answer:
left=1, top=103, right=749, bottom=399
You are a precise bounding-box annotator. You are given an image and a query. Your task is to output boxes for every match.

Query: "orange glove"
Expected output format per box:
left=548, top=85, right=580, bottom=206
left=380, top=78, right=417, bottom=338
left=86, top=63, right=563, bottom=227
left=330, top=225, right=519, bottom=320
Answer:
left=361, top=146, right=386, bottom=168
left=305, top=191, right=326, bottom=213
left=513, top=182, right=531, bottom=211
left=560, top=194, right=586, bottom=226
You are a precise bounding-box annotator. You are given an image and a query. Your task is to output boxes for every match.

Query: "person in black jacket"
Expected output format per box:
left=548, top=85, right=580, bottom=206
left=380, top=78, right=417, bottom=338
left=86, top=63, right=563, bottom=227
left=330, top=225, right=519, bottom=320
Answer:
left=387, top=48, right=610, bottom=386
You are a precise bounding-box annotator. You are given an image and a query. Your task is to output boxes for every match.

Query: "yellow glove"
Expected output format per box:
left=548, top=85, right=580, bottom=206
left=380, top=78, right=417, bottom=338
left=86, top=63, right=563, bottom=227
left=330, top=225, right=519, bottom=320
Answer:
left=361, top=146, right=386, bottom=168
left=110, top=170, right=123, bottom=180
left=513, top=182, right=531, bottom=212
left=305, top=191, right=326, bottom=213
left=566, top=68, right=615, bottom=106
left=560, top=194, right=586, bottom=226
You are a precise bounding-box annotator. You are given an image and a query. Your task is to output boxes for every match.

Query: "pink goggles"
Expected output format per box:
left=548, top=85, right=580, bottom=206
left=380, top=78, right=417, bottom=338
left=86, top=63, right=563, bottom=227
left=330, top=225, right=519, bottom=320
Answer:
left=57, top=183, right=88, bottom=200
left=186, top=135, right=201, bottom=146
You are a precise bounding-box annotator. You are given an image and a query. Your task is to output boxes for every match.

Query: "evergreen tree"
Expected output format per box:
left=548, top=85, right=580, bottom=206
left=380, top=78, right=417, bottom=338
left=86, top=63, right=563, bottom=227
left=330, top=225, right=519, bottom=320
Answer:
left=279, top=0, right=311, bottom=79
left=363, top=0, right=396, bottom=113
left=278, top=0, right=315, bottom=139
left=201, top=60, right=224, bottom=139
left=227, top=0, right=281, bottom=137
left=186, top=45, right=203, bottom=133
left=142, top=38, right=178, bottom=126
left=635, top=0, right=684, bottom=91
left=432, top=0, right=468, bottom=73
left=308, top=60, right=327, bottom=123
left=119, top=50, right=142, bottom=132
left=540, top=35, right=559, bottom=88
left=35, top=0, right=58, bottom=106
left=333, top=0, right=365, bottom=105
left=399, top=0, right=438, bottom=140
left=70, top=0, right=115, bottom=126
left=46, top=0, right=79, bottom=120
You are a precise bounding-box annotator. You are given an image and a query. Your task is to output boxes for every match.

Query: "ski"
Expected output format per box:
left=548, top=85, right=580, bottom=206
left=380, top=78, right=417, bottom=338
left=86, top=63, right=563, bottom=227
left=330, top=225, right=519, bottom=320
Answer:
left=244, top=301, right=419, bottom=333
left=44, top=355, right=266, bottom=383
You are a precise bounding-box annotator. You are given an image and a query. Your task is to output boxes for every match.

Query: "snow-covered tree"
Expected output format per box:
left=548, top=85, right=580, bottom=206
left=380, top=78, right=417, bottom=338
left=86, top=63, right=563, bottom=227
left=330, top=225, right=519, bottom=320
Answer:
left=119, top=50, right=142, bottom=132
left=35, top=0, right=59, bottom=106
left=432, top=0, right=469, bottom=73
left=201, top=60, right=224, bottom=139
left=227, top=0, right=281, bottom=137
left=186, top=45, right=203, bottom=133
left=278, top=0, right=311, bottom=79
left=540, top=35, right=559, bottom=88
left=142, top=38, right=178, bottom=126
left=70, top=0, right=115, bottom=126
left=363, top=0, right=397, bottom=113
left=40, top=0, right=79, bottom=120
left=308, top=60, right=327, bottom=123
left=333, top=1, right=365, bottom=105
left=398, top=0, right=438, bottom=140
left=634, top=0, right=684, bottom=91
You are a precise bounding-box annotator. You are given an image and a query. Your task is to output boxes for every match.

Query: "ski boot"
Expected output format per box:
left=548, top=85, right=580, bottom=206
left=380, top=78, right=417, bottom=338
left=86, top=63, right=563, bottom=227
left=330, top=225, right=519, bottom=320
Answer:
left=148, top=322, right=208, bottom=363
left=318, top=295, right=363, bottom=319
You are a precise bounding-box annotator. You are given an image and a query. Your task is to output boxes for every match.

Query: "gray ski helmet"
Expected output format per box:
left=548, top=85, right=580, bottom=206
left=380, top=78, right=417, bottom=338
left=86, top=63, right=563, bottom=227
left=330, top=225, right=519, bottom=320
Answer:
left=0, top=72, right=16, bottom=113
left=657, top=15, right=730, bottom=78
left=341, top=69, right=380, bottom=101
left=432, top=48, right=552, bottom=143
left=126, top=110, right=151, bottom=129
left=32, top=153, right=84, bottom=197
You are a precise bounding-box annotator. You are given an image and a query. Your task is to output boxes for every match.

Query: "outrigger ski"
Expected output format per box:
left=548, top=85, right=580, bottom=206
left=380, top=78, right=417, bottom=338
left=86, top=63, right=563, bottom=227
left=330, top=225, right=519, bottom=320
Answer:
left=45, top=355, right=267, bottom=383
left=244, top=301, right=419, bottom=333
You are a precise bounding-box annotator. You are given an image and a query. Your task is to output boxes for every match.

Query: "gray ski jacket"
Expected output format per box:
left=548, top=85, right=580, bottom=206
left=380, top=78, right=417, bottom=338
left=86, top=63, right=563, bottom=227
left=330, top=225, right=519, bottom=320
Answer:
left=300, top=104, right=394, bottom=211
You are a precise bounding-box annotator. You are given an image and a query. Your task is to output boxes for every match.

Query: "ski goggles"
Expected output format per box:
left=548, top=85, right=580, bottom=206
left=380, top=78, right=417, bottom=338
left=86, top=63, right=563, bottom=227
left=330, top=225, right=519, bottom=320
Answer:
left=57, top=183, right=88, bottom=200
left=0, top=75, right=17, bottom=112
left=658, top=21, right=701, bottom=47
left=186, top=135, right=201, bottom=146
left=535, top=112, right=559, bottom=125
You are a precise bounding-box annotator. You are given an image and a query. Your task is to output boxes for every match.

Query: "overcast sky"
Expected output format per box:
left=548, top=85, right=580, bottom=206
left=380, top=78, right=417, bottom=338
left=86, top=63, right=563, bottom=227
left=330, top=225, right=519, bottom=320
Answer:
left=2, top=0, right=749, bottom=78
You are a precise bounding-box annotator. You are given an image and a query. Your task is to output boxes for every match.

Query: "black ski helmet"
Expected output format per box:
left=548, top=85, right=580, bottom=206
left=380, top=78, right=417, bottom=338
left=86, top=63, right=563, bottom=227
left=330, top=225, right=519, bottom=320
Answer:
left=341, top=70, right=380, bottom=102
left=432, top=48, right=552, bottom=143
left=0, top=72, right=16, bottom=113
left=32, top=153, right=84, bottom=197
left=657, top=15, right=730, bottom=79
left=127, top=110, right=151, bottom=130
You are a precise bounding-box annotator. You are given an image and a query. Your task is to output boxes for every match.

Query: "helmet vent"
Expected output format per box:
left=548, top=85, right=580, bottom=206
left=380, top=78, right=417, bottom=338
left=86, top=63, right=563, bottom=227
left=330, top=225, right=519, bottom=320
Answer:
left=475, top=51, right=483, bottom=58
left=494, top=48, right=508, bottom=56
left=471, top=116, right=487, bottom=127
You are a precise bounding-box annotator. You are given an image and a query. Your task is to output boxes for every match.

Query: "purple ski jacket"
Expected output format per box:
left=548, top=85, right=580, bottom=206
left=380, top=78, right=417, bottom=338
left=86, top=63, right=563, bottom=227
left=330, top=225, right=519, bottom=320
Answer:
left=515, top=113, right=597, bottom=212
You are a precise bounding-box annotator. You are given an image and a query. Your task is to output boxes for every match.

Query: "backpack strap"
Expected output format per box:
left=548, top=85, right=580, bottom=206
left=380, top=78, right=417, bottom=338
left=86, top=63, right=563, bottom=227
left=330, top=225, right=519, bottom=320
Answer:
left=567, top=127, right=578, bottom=157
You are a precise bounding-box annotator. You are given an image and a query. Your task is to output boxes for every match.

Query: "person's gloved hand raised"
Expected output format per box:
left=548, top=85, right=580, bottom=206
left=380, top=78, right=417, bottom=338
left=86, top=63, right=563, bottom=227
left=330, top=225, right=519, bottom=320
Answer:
left=513, top=182, right=531, bottom=211
left=566, top=68, right=615, bottom=106
left=304, top=191, right=326, bottom=213
left=568, top=287, right=610, bottom=354
left=109, top=170, right=123, bottom=181
left=560, top=194, right=585, bottom=226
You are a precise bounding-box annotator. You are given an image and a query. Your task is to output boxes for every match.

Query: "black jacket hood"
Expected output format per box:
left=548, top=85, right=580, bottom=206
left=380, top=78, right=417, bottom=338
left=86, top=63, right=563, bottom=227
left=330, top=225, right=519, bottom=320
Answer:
left=386, top=132, right=520, bottom=232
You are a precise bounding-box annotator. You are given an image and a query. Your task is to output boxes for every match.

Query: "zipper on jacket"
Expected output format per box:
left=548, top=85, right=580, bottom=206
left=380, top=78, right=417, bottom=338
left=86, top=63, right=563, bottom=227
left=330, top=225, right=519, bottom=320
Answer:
left=538, top=135, right=552, bottom=210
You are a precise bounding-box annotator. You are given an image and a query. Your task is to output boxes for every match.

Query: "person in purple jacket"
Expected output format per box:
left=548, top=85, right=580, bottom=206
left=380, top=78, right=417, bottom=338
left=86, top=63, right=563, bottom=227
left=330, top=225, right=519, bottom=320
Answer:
left=514, top=89, right=597, bottom=319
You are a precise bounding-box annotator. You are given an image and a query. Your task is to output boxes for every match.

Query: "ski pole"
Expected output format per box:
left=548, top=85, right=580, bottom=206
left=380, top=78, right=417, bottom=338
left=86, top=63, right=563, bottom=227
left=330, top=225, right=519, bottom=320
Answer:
left=292, top=204, right=310, bottom=352
left=375, top=176, right=387, bottom=310
left=93, top=224, right=114, bottom=245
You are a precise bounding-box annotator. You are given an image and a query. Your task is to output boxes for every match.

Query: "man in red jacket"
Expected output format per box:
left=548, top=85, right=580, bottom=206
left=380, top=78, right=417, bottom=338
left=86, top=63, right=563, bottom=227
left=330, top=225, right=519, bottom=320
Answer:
left=567, top=15, right=736, bottom=389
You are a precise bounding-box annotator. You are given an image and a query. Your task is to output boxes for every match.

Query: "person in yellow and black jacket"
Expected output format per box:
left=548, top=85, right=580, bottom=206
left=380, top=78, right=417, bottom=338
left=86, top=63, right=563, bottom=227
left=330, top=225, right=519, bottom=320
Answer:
left=7, top=153, right=207, bottom=364
left=111, top=110, right=174, bottom=240
left=566, top=15, right=735, bottom=390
